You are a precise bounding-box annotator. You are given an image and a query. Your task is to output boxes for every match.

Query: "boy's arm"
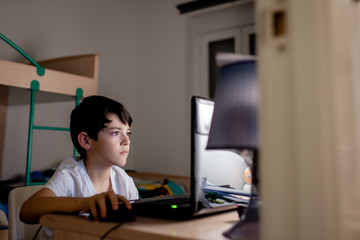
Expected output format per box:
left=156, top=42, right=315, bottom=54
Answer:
left=20, top=188, right=85, bottom=224
left=20, top=188, right=131, bottom=224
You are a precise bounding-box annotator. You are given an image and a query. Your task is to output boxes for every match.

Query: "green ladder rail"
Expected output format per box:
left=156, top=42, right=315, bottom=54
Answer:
left=26, top=81, right=83, bottom=186
left=0, top=33, right=45, bottom=76
left=0, top=33, right=83, bottom=186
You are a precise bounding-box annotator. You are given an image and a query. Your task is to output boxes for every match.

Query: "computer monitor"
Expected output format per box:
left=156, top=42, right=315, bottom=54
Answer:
left=191, top=96, right=249, bottom=211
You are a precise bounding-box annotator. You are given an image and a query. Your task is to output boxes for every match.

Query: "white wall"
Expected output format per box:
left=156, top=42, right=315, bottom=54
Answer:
left=132, top=1, right=189, bottom=175
left=0, top=0, right=253, bottom=180
left=0, top=0, right=188, bottom=179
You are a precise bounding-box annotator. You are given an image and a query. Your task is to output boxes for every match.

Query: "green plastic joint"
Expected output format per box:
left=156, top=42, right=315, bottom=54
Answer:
left=30, top=80, right=40, bottom=91
left=36, top=66, right=45, bottom=76
left=75, top=88, right=83, bottom=107
left=76, top=88, right=83, bottom=98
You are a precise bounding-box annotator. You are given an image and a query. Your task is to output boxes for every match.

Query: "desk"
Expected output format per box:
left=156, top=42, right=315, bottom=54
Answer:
left=40, top=211, right=239, bottom=240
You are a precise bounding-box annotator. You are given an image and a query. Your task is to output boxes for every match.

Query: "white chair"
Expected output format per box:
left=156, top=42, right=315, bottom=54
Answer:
left=8, top=185, right=43, bottom=240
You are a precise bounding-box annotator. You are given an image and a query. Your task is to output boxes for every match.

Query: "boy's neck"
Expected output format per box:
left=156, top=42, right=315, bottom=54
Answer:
left=83, top=159, right=113, bottom=193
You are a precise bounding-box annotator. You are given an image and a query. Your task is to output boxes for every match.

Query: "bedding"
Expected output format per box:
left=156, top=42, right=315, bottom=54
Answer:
left=0, top=202, right=8, bottom=230
left=134, top=178, right=186, bottom=198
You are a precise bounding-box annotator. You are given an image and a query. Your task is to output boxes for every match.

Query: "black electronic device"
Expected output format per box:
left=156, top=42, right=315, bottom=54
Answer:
left=88, top=96, right=250, bottom=222
left=89, top=200, right=136, bottom=222
left=124, top=96, right=249, bottom=220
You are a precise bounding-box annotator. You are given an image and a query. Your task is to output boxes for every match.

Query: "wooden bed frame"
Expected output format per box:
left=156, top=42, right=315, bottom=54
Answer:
left=0, top=50, right=187, bottom=231
left=0, top=53, right=189, bottom=190
left=0, top=54, right=99, bottom=96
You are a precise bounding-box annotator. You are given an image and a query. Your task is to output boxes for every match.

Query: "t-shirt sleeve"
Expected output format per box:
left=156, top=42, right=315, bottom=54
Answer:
left=111, top=168, right=139, bottom=200
left=45, top=169, right=76, bottom=197
left=127, top=175, right=139, bottom=200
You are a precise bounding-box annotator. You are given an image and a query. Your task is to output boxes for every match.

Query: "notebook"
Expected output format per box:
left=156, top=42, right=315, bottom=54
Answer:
left=131, top=96, right=250, bottom=219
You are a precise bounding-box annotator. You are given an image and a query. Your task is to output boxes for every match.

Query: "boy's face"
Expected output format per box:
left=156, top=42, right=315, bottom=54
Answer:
left=88, top=113, right=131, bottom=167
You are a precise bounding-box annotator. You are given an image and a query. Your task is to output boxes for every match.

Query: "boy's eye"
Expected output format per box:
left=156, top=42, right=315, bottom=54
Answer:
left=126, top=131, right=132, bottom=137
left=112, top=131, right=120, bottom=136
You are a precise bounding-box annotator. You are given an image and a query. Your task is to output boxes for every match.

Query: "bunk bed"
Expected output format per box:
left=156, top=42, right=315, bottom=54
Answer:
left=0, top=33, right=189, bottom=188
left=0, top=33, right=189, bottom=234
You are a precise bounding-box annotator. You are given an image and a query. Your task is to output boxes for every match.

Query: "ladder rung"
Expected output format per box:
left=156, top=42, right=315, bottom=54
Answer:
left=33, top=126, right=70, bottom=131
left=28, top=182, right=46, bottom=186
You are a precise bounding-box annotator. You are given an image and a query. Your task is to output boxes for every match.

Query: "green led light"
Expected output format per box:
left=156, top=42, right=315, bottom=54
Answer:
left=171, top=205, right=178, bottom=209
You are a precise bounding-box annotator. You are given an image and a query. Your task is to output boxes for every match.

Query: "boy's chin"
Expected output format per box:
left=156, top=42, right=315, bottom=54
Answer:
left=115, top=160, right=127, bottom=167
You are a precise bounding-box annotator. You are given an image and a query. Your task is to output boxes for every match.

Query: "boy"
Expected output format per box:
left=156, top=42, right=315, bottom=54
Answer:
left=20, top=95, right=139, bottom=237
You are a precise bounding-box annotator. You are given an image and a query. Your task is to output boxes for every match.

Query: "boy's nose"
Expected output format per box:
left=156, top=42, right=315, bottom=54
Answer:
left=121, top=134, right=130, bottom=145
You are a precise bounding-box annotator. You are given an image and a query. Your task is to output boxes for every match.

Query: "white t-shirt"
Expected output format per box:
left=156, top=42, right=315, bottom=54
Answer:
left=45, top=157, right=139, bottom=199
left=38, top=157, right=138, bottom=239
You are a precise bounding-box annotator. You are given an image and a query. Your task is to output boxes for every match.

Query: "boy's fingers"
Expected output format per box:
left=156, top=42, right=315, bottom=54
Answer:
left=89, top=204, right=98, bottom=221
left=117, top=195, right=132, bottom=209
left=97, top=197, right=107, bottom=218
left=107, top=192, right=119, bottom=210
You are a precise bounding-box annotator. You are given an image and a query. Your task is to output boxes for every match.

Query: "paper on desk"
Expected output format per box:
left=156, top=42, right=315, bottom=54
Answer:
left=203, top=185, right=251, bottom=197
left=201, top=178, right=250, bottom=206
left=201, top=179, right=251, bottom=197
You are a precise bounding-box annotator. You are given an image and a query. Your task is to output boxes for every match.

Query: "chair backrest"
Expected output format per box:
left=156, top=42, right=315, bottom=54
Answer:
left=8, top=185, right=43, bottom=240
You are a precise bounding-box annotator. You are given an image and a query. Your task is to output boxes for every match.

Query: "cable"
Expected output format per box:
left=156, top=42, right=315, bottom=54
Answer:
left=32, top=225, right=43, bottom=240
left=100, top=222, right=124, bottom=240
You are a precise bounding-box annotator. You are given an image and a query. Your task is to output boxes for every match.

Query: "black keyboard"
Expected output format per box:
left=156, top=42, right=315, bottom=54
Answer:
left=131, top=194, right=193, bottom=219
left=133, top=195, right=190, bottom=207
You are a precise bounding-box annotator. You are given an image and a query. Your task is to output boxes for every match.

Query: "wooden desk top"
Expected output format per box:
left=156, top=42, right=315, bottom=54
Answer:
left=40, top=211, right=239, bottom=240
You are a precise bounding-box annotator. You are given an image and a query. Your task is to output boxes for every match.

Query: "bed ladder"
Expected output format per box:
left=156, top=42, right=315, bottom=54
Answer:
left=0, top=33, right=82, bottom=186
left=25, top=81, right=83, bottom=186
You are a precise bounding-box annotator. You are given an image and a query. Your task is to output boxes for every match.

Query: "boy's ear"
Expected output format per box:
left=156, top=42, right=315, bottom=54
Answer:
left=78, top=132, right=91, bottom=150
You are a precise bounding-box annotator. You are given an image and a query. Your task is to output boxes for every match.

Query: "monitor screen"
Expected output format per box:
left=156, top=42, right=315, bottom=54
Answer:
left=191, top=96, right=250, bottom=211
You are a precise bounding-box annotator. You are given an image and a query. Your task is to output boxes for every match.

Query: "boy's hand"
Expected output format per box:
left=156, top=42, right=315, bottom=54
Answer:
left=84, top=190, right=131, bottom=221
